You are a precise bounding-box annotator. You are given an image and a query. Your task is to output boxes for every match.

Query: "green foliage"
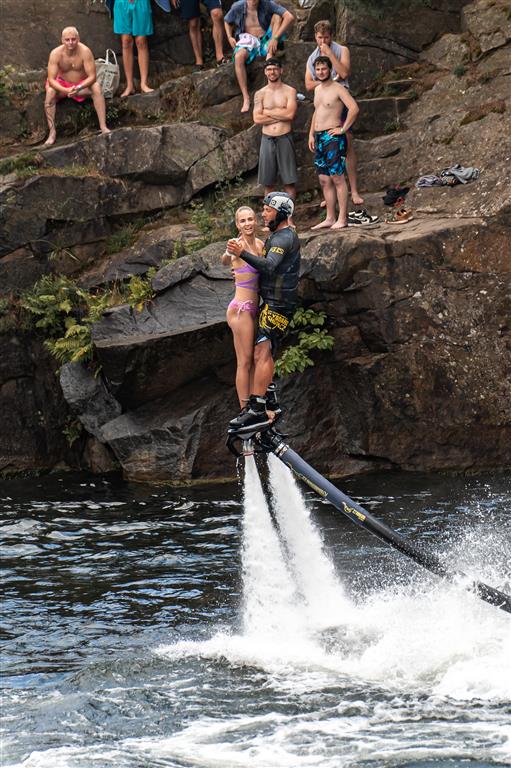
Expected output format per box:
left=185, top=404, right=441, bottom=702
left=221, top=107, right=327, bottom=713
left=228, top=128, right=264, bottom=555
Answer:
left=62, top=417, right=83, bottom=447
left=0, top=66, right=15, bottom=101
left=275, top=309, right=334, bottom=377
left=21, top=266, right=159, bottom=364
left=453, top=65, right=466, bottom=78
left=0, top=153, right=42, bottom=177
left=21, top=275, right=86, bottom=333
left=383, top=120, right=400, bottom=134
left=187, top=175, right=255, bottom=251
left=46, top=322, right=93, bottom=364
left=297, top=191, right=313, bottom=204
left=104, top=220, right=145, bottom=255
left=189, top=200, right=215, bottom=247
left=22, top=275, right=114, bottom=365
left=126, top=274, right=155, bottom=312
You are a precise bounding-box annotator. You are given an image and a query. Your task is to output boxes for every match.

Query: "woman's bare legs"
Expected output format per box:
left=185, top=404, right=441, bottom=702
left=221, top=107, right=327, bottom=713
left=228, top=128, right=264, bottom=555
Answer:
left=227, top=308, right=256, bottom=407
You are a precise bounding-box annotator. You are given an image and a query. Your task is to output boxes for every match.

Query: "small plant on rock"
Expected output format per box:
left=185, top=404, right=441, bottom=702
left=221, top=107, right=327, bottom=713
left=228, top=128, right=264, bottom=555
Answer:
left=275, top=308, right=334, bottom=377
left=126, top=274, right=155, bottom=312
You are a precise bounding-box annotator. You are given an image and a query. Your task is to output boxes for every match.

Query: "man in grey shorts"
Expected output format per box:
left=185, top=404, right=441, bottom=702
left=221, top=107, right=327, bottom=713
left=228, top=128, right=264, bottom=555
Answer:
left=253, top=58, right=298, bottom=219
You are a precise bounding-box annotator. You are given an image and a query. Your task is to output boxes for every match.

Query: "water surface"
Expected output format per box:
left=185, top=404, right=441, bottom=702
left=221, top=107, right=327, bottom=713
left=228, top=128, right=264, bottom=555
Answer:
left=1, top=467, right=510, bottom=767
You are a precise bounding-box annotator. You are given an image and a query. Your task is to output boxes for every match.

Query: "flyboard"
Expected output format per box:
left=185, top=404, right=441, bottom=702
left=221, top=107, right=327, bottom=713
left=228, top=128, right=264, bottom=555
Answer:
left=227, top=425, right=511, bottom=616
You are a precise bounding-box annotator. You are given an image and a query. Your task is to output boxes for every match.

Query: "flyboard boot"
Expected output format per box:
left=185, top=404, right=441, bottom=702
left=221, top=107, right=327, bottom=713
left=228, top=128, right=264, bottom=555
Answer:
left=228, top=395, right=271, bottom=435
left=265, top=382, right=282, bottom=424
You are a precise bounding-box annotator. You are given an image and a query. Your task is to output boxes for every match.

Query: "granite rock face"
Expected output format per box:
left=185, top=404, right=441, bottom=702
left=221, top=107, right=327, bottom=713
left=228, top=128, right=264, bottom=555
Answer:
left=0, top=333, right=72, bottom=473
left=2, top=0, right=511, bottom=480
left=59, top=361, right=122, bottom=442
left=84, top=216, right=511, bottom=482
left=0, top=122, right=260, bottom=287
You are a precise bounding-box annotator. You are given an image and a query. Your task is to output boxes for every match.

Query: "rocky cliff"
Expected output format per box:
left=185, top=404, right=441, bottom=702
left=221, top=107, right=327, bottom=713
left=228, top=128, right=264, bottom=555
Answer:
left=0, top=0, right=510, bottom=480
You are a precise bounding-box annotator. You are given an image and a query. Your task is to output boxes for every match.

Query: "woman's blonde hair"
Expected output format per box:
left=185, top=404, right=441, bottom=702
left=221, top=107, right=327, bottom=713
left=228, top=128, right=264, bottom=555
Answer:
left=235, top=206, right=255, bottom=224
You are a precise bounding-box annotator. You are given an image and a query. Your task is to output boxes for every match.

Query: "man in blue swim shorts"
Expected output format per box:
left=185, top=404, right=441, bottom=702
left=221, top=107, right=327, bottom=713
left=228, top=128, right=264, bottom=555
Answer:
left=172, top=0, right=226, bottom=70
left=224, top=0, right=295, bottom=112
left=112, top=0, right=155, bottom=96
left=308, top=57, right=359, bottom=231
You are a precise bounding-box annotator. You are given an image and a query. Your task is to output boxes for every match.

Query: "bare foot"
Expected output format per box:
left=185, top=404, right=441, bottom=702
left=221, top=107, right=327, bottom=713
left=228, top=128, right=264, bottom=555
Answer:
left=120, top=87, right=135, bottom=98
left=241, top=98, right=250, bottom=113
left=44, top=131, right=56, bottom=146
left=331, top=221, right=348, bottom=230
left=100, top=127, right=111, bottom=135
left=311, top=218, right=336, bottom=230
left=140, top=85, right=154, bottom=94
left=352, top=194, right=364, bottom=205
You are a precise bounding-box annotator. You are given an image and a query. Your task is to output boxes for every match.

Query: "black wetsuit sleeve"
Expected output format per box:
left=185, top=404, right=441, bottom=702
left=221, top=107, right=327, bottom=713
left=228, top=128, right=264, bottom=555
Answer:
left=240, top=248, right=284, bottom=274
left=240, top=230, right=292, bottom=274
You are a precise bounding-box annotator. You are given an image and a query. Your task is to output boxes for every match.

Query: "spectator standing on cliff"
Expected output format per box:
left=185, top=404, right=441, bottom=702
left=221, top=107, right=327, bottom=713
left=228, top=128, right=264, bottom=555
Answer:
left=44, top=27, right=110, bottom=146
left=224, top=0, right=295, bottom=113
left=106, top=0, right=171, bottom=96
left=253, top=59, right=297, bottom=222
left=171, top=0, right=228, bottom=70
left=309, top=57, right=359, bottom=230
left=305, top=19, right=364, bottom=207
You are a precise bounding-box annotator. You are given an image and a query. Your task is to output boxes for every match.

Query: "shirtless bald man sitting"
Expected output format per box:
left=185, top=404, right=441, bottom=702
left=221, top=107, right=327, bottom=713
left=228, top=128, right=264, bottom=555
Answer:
left=44, top=27, right=110, bottom=146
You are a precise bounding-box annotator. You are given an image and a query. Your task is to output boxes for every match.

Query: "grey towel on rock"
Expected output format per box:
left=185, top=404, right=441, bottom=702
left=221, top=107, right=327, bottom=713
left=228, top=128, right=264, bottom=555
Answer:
left=416, top=175, right=443, bottom=187
left=440, top=164, right=480, bottom=184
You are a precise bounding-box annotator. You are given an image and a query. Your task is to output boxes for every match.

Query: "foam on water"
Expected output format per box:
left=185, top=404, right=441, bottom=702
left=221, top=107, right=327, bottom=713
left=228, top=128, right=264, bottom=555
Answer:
left=9, top=465, right=510, bottom=768
left=157, top=457, right=511, bottom=702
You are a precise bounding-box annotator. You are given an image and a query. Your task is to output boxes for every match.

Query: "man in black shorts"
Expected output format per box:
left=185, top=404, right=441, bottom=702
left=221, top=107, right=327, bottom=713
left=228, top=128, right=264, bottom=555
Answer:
left=226, top=191, right=301, bottom=433
left=253, top=58, right=298, bottom=219
left=172, top=0, right=227, bottom=69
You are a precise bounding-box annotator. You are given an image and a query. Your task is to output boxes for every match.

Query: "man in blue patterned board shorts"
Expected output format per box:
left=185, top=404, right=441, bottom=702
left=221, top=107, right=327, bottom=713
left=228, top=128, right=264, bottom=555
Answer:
left=308, top=57, right=359, bottom=231
left=224, top=0, right=295, bottom=113
left=172, top=0, right=227, bottom=70
left=107, top=0, right=170, bottom=96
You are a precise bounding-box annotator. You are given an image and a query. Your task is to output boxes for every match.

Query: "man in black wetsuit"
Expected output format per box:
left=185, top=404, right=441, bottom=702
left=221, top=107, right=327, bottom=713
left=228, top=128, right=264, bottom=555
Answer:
left=226, top=191, right=301, bottom=433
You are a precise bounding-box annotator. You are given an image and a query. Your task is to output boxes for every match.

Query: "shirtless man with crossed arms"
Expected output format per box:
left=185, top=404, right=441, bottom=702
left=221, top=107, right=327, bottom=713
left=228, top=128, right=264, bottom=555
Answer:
left=45, top=27, right=110, bottom=146
left=309, top=56, right=359, bottom=230
left=253, top=58, right=297, bottom=224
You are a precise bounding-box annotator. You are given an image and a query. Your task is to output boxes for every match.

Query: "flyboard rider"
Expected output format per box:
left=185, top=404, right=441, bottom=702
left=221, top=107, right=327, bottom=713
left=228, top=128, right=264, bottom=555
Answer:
left=226, top=191, right=301, bottom=434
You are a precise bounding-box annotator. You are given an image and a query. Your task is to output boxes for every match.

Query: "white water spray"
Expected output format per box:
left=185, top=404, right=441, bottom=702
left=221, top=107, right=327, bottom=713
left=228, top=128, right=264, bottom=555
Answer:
left=267, top=454, right=351, bottom=628
left=241, top=456, right=306, bottom=640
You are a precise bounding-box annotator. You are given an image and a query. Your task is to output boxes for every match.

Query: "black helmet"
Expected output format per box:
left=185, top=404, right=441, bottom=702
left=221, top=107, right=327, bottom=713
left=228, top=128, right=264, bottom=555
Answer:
left=263, top=191, right=295, bottom=218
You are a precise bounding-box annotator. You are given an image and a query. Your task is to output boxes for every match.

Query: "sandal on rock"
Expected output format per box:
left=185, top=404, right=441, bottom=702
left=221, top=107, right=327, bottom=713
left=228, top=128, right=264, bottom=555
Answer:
left=386, top=208, right=414, bottom=224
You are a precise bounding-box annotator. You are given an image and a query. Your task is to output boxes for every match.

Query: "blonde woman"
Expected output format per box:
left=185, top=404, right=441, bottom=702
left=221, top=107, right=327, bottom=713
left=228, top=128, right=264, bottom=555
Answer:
left=222, top=206, right=264, bottom=409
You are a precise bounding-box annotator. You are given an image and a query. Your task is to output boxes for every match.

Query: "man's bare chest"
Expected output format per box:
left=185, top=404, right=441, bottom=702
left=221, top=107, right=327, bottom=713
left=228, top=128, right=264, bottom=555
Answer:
left=60, top=54, right=84, bottom=72
left=263, top=91, right=288, bottom=110
left=245, top=8, right=264, bottom=35
left=315, top=92, right=339, bottom=111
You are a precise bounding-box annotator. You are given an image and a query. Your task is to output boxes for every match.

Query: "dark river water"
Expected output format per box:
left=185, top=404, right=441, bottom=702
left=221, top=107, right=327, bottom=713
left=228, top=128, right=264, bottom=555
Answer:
left=1, top=461, right=510, bottom=768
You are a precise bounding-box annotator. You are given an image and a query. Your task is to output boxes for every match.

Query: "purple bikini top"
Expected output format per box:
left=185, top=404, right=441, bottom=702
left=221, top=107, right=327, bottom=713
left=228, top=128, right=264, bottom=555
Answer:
left=233, top=263, right=259, bottom=292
